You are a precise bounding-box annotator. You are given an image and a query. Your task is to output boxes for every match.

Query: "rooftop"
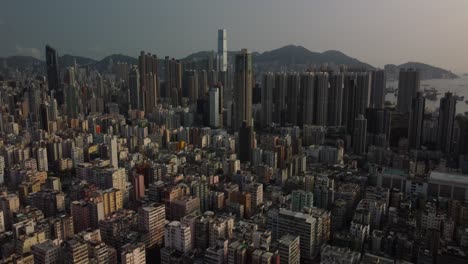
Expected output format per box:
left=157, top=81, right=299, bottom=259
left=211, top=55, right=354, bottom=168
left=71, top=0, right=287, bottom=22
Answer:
left=31, top=240, right=59, bottom=251
left=429, top=171, right=468, bottom=185
left=382, top=168, right=406, bottom=176
left=278, top=234, right=299, bottom=245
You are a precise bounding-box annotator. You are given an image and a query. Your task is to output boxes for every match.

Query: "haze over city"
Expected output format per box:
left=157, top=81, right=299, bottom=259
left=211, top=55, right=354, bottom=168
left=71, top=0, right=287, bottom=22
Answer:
left=2, top=1, right=468, bottom=264
left=1, top=0, right=468, bottom=72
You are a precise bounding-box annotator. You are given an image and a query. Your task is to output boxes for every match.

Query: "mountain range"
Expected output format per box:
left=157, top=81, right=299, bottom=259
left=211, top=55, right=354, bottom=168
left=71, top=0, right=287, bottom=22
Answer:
left=0, top=45, right=458, bottom=79
left=254, top=45, right=374, bottom=68
left=181, top=45, right=372, bottom=69
left=0, top=55, right=43, bottom=68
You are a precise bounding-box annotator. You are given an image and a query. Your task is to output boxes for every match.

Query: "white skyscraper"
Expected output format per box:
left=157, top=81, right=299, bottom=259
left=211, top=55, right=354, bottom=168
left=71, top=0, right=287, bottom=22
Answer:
left=209, top=87, right=220, bottom=128
left=37, top=148, right=48, bottom=172
left=164, top=221, right=192, bottom=253
left=109, top=136, right=118, bottom=169
left=217, top=29, right=227, bottom=72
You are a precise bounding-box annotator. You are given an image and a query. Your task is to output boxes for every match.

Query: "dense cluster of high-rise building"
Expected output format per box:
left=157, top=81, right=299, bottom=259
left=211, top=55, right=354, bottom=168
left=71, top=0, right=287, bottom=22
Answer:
left=0, top=29, right=467, bottom=264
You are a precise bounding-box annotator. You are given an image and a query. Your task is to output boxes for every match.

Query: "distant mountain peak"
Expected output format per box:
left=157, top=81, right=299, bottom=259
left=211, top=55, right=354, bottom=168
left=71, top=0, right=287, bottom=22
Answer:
left=275, top=44, right=308, bottom=51
left=322, top=50, right=345, bottom=55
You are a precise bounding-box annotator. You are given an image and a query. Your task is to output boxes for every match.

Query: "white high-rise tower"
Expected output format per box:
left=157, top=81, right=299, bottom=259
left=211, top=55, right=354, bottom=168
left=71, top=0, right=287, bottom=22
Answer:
left=217, top=29, right=227, bottom=72
left=109, top=136, right=118, bottom=169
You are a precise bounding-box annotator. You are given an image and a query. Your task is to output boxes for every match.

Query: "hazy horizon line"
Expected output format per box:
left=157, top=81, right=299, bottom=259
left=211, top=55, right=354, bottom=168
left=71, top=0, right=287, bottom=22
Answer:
left=3, top=44, right=463, bottom=73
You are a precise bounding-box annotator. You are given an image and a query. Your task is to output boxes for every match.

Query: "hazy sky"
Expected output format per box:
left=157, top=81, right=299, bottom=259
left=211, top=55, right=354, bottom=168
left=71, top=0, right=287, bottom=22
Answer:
left=1, top=0, right=468, bottom=72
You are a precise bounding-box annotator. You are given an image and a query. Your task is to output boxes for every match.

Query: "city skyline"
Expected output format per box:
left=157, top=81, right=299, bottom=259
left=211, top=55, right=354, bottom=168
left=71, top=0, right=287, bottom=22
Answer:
left=1, top=0, right=468, bottom=72
left=3, top=2, right=468, bottom=263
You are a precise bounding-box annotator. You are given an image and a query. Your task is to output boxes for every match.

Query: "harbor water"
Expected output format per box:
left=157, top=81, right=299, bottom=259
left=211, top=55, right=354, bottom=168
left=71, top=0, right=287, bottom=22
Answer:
left=386, top=76, right=468, bottom=114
